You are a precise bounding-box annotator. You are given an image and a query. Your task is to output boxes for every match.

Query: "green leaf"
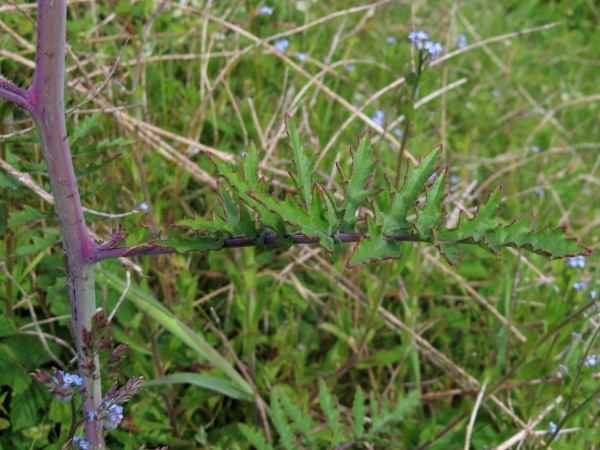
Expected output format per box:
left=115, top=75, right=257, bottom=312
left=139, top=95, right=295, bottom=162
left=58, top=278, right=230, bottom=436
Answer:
left=277, top=388, right=316, bottom=444
left=0, top=172, right=21, bottom=188
left=14, top=235, right=60, bottom=256
left=383, top=145, right=442, bottom=234
left=209, top=152, right=292, bottom=249
left=414, top=168, right=448, bottom=240
left=69, top=113, right=100, bottom=146
left=238, top=424, right=273, bottom=450
left=149, top=235, right=224, bottom=253
left=0, top=344, right=30, bottom=393
left=0, top=317, right=17, bottom=337
left=348, top=214, right=403, bottom=269
left=390, top=389, right=420, bottom=420
left=270, top=390, right=296, bottom=450
left=143, top=372, right=253, bottom=401
left=10, top=382, right=49, bottom=431
left=249, top=184, right=340, bottom=255
left=242, top=141, right=259, bottom=190
left=352, top=385, right=367, bottom=439
left=174, top=182, right=257, bottom=238
left=97, top=268, right=254, bottom=398
left=319, top=381, right=340, bottom=440
left=339, top=131, right=380, bottom=230
left=285, top=114, right=318, bottom=207
left=434, top=184, right=591, bottom=265
left=74, top=137, right=134, bottom=156
left=8, top=205, right=52, bottom=227
left=74, top=153, right=121, bottom=179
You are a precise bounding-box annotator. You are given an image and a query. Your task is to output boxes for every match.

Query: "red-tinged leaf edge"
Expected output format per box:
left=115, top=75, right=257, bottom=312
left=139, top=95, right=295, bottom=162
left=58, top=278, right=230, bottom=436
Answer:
left=346, top=214, right=404, bottom=269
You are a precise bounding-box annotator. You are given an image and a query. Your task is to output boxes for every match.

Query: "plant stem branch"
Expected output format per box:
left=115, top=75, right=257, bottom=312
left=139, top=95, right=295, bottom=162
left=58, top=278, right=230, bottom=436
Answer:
left=92, top=232, right=422, bottom=262
left=28, top=0, right=103, bottom=446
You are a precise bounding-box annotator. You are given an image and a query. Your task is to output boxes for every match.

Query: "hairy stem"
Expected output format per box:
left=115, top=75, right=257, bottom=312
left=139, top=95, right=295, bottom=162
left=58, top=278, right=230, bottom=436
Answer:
left=28, top=0, right=103, bottom=446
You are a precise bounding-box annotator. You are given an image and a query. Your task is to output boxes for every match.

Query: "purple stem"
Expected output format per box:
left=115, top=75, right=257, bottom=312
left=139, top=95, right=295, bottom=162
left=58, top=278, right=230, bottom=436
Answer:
left=92, top=232, right=422, bottom=262
left=24, top=0, right=103, bottom=446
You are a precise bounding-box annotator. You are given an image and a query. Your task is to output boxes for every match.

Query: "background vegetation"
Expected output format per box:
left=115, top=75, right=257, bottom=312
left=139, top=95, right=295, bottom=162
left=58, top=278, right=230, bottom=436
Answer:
left=1, top=0, right=599, bottom=448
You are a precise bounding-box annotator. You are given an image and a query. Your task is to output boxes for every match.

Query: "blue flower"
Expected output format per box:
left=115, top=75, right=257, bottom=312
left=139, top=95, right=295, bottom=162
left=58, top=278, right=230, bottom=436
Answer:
left=393, top=128, right=403, bottom=137
left=566, top=255, right=586, bottom=269
left=408, top=30, right=429, bottom=49
left=590, top=290, right=597, bottom=300
left=530, top=145, right=540, bottom=153
left=372, top=110, right=385, bottom=127
left=573, top=281, right=588, bottom=290
left=386, top=36, right=396, bottom=44
left=296, top=52, right=306, bottom=62
left=273, top=39, right=290, bottom=52
left=241, top=151, right=248, bottom=157
left=104, top=404, right=124, bottom=430
left=259, top=6, right=273, bottom=16
left=71, top=436, right=90, bottom=450
left=137, top=202, right=149, bottom=212
left=427, top=173, right=439, bottom=183
left=549, top=421, right=558, bottom=434
left=89, top=403, right=124, bottom=430
left=492, top=90, right=500, bottom=98
left=534, top=187, right=544, bottom=197
left=457, top=34, right=467, bottom=49
left=346, top=64, right=355, bottom=72
left=424, top=41, right=443, bottom=60
left=50, top=371, right=82, bottom=402
left=450, top=175, right=459, bottom=184
left=584, top=355, right=598, bottom=368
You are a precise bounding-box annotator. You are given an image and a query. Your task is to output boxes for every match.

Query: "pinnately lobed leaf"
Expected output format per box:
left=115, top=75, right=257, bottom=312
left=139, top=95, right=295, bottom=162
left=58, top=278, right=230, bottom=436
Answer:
left=165, top=115, right=591, bottom=268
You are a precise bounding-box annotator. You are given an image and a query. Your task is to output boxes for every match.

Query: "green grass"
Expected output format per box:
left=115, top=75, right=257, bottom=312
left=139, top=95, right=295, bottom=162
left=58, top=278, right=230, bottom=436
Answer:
left=1, top=0, right=599, bottom=448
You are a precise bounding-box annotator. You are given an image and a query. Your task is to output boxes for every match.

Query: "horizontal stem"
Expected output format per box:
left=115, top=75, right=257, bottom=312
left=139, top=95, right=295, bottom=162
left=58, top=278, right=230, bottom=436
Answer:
left=92, top=232, right=422, bottom=262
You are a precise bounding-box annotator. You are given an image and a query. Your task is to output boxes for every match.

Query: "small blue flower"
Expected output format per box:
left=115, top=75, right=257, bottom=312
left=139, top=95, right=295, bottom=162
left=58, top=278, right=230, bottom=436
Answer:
left=457, top=34, right=467, bottom=49
left=427, top=173, right=439, bottom=183
left=89, top=403, right=124, bottom=430
left=346, top=64, right=355, bottom=72
left=450, top=175, right=459, bottom=184
left=71, top=436, right=90, bottom=450
left=105, top=404, right=124, bottom=430
left=296, top=52, right=306, bottom=62
left=408, top=30, right=429, bottom=49
left=273, top=39, right=290, bottom=52
left=530, top=145, right=540, bottom=153
left=259, top=6, right=273, bottom=16
left=584, top=355, right=598, bottom=368
left=534, top=187, right=544, bottom=197
left=590, top=291, right=597, bottom=300
left=63, top=373, right=83, bottom=387
left=549, top=421, right=558, bottom=434
left=573, top=281, right=588, bottom=290
left=492, top=90, right=500, bottom=98
left=241, top=151, right=248, bottom=157
left=424, top=41, right=443, bottom=60
left=386, top=36, right=396, bottom=44
left=393, top=128, right=403, bottom=138
left=566, top=255, right=586, bottom=269
left=372, top=110, right=385, bottom=127
left=297, top=344, right=306, bottom=351
left=137, top=202, right=149, bottom=212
